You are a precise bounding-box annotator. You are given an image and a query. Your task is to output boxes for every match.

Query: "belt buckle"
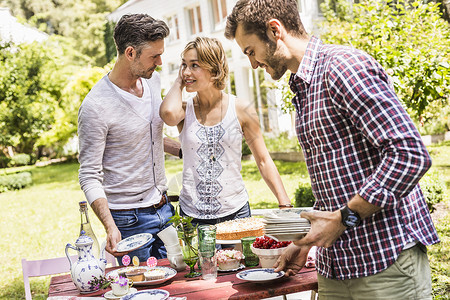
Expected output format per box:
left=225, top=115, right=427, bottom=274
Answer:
left=153, top=194, right=165, bottom=209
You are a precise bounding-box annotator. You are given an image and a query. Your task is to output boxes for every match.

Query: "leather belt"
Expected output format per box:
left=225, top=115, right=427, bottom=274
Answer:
left=110, top=193, right=167, bottom=212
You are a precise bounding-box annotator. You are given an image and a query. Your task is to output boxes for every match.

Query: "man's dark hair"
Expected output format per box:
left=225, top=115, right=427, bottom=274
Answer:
left=114, top=14, right=169, bottom=56
left=225, top=0, right=306, bottom=42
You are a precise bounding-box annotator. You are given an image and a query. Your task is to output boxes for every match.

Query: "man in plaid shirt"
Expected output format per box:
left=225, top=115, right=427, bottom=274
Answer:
left=226, top=0, right=440, bottom=299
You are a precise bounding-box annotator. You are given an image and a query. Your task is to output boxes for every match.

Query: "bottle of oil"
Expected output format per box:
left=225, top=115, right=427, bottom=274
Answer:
left=79, top=201, right=100, bottom=258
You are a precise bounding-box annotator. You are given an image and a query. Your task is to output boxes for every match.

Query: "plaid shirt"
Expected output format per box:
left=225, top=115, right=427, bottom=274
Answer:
left=290, top=36, right=440, bottom=280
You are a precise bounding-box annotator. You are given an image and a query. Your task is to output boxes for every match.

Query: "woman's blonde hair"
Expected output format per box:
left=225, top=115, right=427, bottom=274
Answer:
left=182, top=37, right=229, bottom=90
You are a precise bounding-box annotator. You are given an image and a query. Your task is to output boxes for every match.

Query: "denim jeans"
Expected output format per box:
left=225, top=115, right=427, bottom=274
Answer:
left=180, top=202, right=251, bottom=249
left=110, top=199, right=175, bottom=264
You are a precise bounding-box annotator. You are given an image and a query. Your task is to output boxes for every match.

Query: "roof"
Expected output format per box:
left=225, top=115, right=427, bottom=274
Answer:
left=107, top=0, right=148, bottom=22
left=0, top=7, right=48, bottom=44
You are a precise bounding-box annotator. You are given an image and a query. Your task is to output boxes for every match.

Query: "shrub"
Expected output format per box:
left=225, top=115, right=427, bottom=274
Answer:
left=420, top=170, right=446, bottom=213
left=263, top=132, right=300, bottom=152
left=242, top=139, right=252, bottom=157
left=9, top=153, right=31, bottom=167
left=294, top=182, right=316, bottom=207
left=0, top=172, right=32, bottom=192
left=0, top=154, right=10, bottom=169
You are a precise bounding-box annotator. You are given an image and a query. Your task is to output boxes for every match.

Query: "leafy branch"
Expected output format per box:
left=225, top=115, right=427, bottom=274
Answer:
left=169, top=206, right=196, bottom=234
left=169, top=207, right=198, bottom=256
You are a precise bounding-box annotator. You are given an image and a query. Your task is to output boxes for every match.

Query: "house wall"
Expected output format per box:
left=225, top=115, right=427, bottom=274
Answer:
left=107, top=0, right=323, bottom=137
left=0, top=7, right=48, bottom=44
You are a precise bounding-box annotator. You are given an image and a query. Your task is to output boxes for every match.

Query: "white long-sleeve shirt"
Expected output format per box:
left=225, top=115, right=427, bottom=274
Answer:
left=78, top=73, right=167, bottom=209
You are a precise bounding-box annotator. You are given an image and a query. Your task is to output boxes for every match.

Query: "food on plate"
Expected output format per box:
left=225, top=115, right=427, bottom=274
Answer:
left=144, top=268, right=166, bottom=281
left=117, top=267, right=133, bottom=278
left=215, top=217, right=265, bottom=240
left=125, top=267, right=147, bottom=282
left=252, top=236, right=291, bottom=249
left=217, top=249, right=244, bottom=270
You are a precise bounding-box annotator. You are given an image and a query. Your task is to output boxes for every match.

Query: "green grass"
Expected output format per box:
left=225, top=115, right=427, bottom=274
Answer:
left=1, top=145, right=449, bottom=299
left=427, top=141, right=450, bottom=189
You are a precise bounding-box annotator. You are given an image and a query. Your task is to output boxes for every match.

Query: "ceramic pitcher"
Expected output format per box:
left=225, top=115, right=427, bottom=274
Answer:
left=65, top=231, right=107, bottom=293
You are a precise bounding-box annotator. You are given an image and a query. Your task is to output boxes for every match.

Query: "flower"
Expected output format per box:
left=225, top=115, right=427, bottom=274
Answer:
left=87, top=274, right=116, bottom=290
left=113, top=276, right=129, bottom=287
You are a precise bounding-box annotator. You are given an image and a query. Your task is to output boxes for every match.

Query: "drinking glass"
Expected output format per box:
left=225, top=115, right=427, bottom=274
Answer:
left=241, top=236, right=259, bottom=267
left=198, top=224, right=216, bottom=253
left=199, top=250, right=217, bottom=281
left=177, top=230, right=201, bottom=278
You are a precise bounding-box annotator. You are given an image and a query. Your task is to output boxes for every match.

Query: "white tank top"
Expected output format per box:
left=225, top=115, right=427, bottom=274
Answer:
left=179, top=94, right=248, bottom=219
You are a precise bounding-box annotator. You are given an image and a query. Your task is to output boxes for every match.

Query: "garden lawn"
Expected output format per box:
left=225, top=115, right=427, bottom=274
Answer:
left=1, top=143, right=449, bottom=299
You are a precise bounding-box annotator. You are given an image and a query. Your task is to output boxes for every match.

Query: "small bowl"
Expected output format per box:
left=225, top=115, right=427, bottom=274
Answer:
left=250, top=245, right=286, bottom=268
left=125, top=268, right=147, bottom=282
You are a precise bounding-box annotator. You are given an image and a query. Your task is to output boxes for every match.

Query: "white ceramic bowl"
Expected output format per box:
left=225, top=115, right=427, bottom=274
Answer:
left=250, top=245, right=287, bottom=268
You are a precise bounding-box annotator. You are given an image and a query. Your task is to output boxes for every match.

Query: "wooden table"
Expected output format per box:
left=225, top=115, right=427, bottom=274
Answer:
left=48, top=259, right=318, bottom=300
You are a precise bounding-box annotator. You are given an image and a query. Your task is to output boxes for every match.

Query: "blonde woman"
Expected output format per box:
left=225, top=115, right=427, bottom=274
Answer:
left=160, top=37, right=291, bottom=227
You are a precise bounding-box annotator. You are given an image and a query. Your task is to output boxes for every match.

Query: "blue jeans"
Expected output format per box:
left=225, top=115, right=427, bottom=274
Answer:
left=180, top=202, right=251, bottom=249
left=110, top=200, right=174, bottom=264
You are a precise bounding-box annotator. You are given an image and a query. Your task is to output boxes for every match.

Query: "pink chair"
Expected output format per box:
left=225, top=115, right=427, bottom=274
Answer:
left=22, top=252, right=117, bottom=300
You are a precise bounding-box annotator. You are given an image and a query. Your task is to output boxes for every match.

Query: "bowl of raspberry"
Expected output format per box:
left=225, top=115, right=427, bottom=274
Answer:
left=251, top=236, right=292, bottom=268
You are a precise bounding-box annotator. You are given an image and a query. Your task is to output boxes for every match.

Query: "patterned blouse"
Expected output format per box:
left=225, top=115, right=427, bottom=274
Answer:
left=179, top=95, right=248, bottom=219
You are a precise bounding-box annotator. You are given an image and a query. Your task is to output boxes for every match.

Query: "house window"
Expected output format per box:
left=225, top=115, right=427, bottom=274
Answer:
left=211, top=0, right=227, bottom=29
left=166, top=14, right=180, bottom=42
left=187, top=5, right=203, bottom=35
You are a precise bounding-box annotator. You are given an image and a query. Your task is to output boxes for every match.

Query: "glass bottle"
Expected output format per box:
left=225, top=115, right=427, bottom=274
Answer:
left=79, top=201, right=100, bottom=258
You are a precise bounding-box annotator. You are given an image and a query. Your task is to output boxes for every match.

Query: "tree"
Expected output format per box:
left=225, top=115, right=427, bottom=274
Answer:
left=36, top=64, right=110, bottom=156
left=0, top=36, right=89, bottom=156
left=317, top=0, right=450, bottom=125
left=1, top=0, right=126, bottom=66
left=426, top=0, right=450, bottom=22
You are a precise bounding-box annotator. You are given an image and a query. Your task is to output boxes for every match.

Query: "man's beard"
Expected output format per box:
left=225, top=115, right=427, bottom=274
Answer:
left=138, top=68, right=155, bottom=79
left=265, top=40, right=288, bottom=81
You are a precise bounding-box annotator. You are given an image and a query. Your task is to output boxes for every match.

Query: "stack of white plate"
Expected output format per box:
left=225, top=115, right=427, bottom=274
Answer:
left=263, top=208, right=312, bottom=242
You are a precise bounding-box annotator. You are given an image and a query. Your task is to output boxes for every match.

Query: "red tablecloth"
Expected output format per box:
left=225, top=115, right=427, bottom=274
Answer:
left=48, top=259, right=318, bottom=300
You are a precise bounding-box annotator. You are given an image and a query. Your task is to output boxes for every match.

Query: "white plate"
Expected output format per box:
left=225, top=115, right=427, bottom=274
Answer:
left=218, top=263, right=245, bottom=272
left=116, top=233, right=153, bottom=253
left=103, top=287, right=137, bottom=300
left=264, top=232, right=307, bottom=242
left=121, top=289, right=169, bottom=300
left=266, top=207, right=313, bottom=215
left=215, top=239, right=242, bottom=244
left=106, top=266, right=176, bottom=286
left=263, top=208, right=313, bottom=220
left=236, top=268, right=285, bottom=283
left=265, top=225, right=310, bottom=230
left=263, top=218, right=310, bottom=224
left=265, top=230, right=309, bottom=234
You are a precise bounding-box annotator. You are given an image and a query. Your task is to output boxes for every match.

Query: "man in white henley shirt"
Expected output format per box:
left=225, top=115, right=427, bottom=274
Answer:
left=78, top=14, right=177, bottom=262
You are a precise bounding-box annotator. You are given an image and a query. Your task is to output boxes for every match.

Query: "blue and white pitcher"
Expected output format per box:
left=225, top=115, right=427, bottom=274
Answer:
left=65, top=231, right=107, bottom=293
